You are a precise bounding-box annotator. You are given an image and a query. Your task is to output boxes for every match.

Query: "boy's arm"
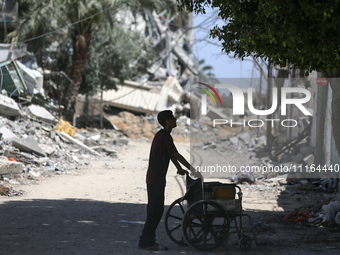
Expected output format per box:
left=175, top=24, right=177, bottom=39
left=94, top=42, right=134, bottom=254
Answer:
left=170, top=155, right=186, bottom=175
left=171, top=152, right=203, bottom=178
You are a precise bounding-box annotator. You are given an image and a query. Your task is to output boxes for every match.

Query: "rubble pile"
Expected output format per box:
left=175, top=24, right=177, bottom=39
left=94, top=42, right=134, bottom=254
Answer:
left=107, top=111, right=158, bottom=140
left=0, top=102, right=192, bottom=197
left=0, top=112, right=122, bottom=196
left=190, top=118, right=340, bottom=226
left=105, top=111, right=190, bottom=141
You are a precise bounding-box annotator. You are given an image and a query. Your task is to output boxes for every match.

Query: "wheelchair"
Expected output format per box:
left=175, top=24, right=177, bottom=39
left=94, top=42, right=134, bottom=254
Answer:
left=165, top=174, right=258, bottom=251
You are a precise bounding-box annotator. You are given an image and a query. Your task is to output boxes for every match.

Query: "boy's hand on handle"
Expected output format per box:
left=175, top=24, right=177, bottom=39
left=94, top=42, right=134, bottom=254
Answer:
left=190, top=166, right=203, bottom=179
left=177, top=168, right=187, bottom=176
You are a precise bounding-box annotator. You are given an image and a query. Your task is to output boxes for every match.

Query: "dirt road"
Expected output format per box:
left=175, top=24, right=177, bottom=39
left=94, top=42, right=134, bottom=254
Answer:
left=0, top=139, right=339, bottom=255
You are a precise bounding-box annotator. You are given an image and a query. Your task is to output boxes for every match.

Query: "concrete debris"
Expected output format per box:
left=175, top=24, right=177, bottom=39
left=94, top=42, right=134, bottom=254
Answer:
left=0, top=93, right=21, bottom=116
left=0, top=110, right=189, bottom=186
left=0, top=184, right=22, bottom=196
left=238, top=132, right=251, bottom=143
left=113, top=138, right=129, bottom=146
left=38, top=144, right=55, bottom=156
left=322, top=201, right=340, bottom=222
left=16, top=60, right=44, bottom=95
left=0, top=110, right=133, bottom=191
left=0, top=156, right=23, bottom=177
left=11, top=137, right=47, bottom=157
left=229, top=136, right=239, bottom=145
left=28, top=104, right=58, bottom=124
left=53, top=119, right=77, bottom=137
left=106, top=111, right=158, bottom=140
left=0, top=184, right=10, bottom=195
left=59, top=131, right=101, bottom=157
left=0, top=126, right=19, bottom=141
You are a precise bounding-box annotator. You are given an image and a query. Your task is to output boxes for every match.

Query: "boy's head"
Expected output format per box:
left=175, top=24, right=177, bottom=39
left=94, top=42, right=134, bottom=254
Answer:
left=157, top=110, right=174, bottom=128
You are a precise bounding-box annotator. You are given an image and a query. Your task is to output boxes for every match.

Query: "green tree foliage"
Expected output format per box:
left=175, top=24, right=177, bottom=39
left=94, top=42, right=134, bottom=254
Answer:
left=178, top=0, right=340, bottom=72
left=80, top=25, right=155, bottom=95
left=178, top=0, right=340, bottom=157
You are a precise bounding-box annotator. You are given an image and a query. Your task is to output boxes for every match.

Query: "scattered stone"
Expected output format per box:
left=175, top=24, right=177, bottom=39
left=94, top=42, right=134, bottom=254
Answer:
left=11, top=137, right=47, bottom=157
left=59, top=131, right=101, bottom=156
left=114, top=138, right=129, bottom=146
left=28, top=104, right=58, bottom=124
left=0, top=93, right=21, bottom=116
left=0, top=126, right=19, bottom=141
left=279, top=179, right=288, bottom=185
left=39, top=144, right=55, bottom=156
left=0, top=157, right=23, bottom=177
left=238, top=132, right=251, bottom=143
left=229, top=136, right=238, bottom=145
left=0, top=185, right=10, bottom=195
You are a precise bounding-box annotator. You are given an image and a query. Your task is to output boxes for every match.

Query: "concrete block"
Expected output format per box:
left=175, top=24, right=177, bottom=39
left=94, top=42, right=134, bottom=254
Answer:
left=0, top=156, right=23, bottom=177
left=0, top=126, right=19, bottom=141
left=49, top=131, right=56, bottom=139
left=0, top=94, right=20, bottom=116
left=238, top=132, right=250, bottom=143
left=9, top=120, right=22, bottom=132
left=28, top=104, right=58, bottom=124
left=39, top=144, right=55, bottom=156
left=113, top=138, right=129, bottom=146
left=257, top=135, right=267, bottom=147
left=229, top=137, right=238, bottom=145
left=59, top=131, right=100, bottom=156
left=11, top=137, right=47, bottom=157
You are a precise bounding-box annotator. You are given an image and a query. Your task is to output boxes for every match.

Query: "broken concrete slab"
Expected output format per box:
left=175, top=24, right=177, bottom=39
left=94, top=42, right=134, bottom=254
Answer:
left=74, top=132, right=86, bottom=142
left=0, top=93, right=21, bottom=117
left=28, top=104, right=58, bottom=124
left=0, top=126, right=19, bottom=141
left=8, top=150, right=41, bottom=166
left=39, top=144, right=55, bottom=156
left=113, top=138, right=129, bottom=146
left=238, top=132, right=251, bottom=143
left=11, top=137, right=47, bottom=157
left=59, top=131, right=101, bottom=157
left=257, top=135, right=267, bottom=147
left=229, top=136, right=239, bottom=145
left=8, top=120, right=22, bottom=133
left=248, top=137, right=256, bottom=148
left=92, top=146, right=117, bottom=156
left=0, top=156, right=23, bottom=177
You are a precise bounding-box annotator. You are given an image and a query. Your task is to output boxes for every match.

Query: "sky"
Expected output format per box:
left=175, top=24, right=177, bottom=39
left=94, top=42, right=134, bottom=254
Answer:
left=192, top=8, right=255, bottom=79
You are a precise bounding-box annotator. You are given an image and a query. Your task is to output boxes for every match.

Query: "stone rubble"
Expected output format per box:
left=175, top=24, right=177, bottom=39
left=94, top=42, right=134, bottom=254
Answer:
left=0, top=104, right=192, bottom=197
left=190, top=117, right=340, bottom=226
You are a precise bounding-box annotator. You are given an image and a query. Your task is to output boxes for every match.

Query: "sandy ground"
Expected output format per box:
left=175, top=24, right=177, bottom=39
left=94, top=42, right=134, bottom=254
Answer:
left=0, top=139, right=340, bottom=255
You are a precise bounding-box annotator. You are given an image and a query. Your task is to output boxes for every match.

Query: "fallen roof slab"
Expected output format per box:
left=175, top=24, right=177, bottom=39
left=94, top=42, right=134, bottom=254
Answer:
left=11, top=137, right=47, bottom=157
left=28, top=104, right=58, bottom=124
left=0, top=94, right=20, bottom=116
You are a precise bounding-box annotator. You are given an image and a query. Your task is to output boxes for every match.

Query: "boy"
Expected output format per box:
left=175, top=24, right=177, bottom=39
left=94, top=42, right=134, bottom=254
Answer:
left=138, top=110, right=201, bottom=251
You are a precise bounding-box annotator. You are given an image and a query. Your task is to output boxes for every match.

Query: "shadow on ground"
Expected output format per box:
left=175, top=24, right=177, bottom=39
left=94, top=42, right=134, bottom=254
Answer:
left=0, top=199, right=339, bottom=255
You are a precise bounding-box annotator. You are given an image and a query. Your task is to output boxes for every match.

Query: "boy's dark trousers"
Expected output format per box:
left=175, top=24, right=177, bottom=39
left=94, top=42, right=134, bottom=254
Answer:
left=139, top=183, right=165, bottom=248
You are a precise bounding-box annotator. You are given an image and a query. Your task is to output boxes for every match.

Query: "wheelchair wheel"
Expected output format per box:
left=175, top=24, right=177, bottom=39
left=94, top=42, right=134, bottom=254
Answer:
left=182, top=200, right=230, bottom=251
left=165, top=197, right=187, bottom=246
